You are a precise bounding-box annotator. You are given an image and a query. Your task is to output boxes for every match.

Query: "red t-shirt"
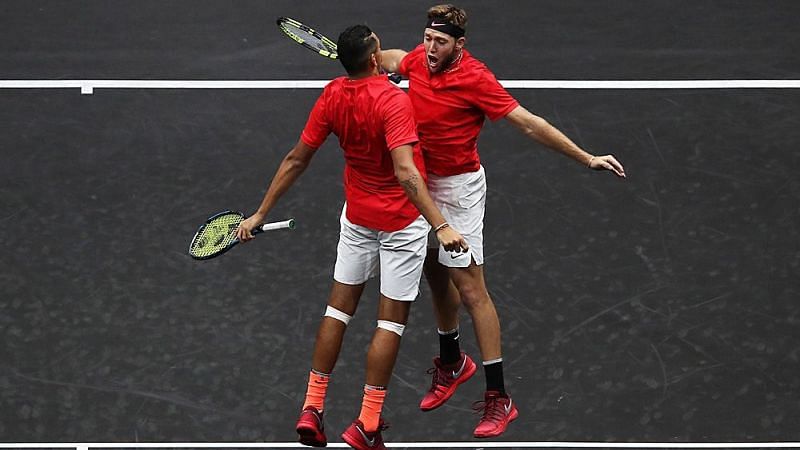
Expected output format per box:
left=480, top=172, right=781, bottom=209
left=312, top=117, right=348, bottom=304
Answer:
left=301, top=75, right=425, bottom=232
left=398, top=44, right=519, bottom=176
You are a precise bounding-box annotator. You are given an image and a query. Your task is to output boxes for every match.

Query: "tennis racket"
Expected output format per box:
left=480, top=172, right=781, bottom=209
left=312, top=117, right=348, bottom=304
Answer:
left=276, top=16, right=403, bottom=84
left=188, top=210, right=295, bottom=260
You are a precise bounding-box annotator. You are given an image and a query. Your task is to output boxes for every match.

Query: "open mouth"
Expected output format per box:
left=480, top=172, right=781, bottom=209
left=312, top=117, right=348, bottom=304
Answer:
left=427, top=54, right=440, bottom=69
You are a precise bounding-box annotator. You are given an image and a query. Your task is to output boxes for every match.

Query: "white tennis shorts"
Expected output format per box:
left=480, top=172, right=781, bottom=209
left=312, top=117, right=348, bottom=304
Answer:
left=426, top=165, right=486, bottom=268
left=333, top=204, right=430, bottom=301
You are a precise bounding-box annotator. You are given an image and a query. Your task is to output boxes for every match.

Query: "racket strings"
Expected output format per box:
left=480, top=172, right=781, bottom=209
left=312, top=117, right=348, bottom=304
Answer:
left=279, top=19, right=337, bottom=56
left=189, top=213, right=243, bottom=258
left=287, top=26, right=330, bottom=50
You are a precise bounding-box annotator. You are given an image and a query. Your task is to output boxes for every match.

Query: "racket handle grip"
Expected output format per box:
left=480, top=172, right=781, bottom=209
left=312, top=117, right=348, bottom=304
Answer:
left=254, top=218, right=296, bottom=234
left=388, top=73, right=402, bottom=84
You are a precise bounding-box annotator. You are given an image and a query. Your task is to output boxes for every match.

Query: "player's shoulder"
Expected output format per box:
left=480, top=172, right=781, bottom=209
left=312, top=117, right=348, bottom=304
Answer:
left=323, top=76, right=348, bottom=93
left=402, top=44, right=427, bottom=64
left=372, top=80, right=412, bottom=116
left=450, top=51, right=501, bottom=92
left=375, top=79, right=410, bottom=104
left=461, top=49, right=494, bottom=77
left=406, top=44, right=425, bottom=57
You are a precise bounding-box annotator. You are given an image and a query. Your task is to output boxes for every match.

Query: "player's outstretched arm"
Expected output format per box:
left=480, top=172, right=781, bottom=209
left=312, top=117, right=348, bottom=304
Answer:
left=380, top=49, right=408, bottom=74
left=237, top=139, right=317, bottom=241
left=391, top=144, right=468, bottom=253
left=505, top=105, right=626, bottom=178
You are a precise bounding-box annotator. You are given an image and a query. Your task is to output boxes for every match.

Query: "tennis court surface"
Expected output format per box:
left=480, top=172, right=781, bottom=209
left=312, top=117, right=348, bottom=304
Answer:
left=1, top=0, right=799, bottom=447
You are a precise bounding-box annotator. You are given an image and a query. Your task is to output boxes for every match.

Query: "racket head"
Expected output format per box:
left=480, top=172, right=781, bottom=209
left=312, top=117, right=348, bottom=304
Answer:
left=188, top=210, right=245, bottom=260
left=277, top=17, right=338, bottom=59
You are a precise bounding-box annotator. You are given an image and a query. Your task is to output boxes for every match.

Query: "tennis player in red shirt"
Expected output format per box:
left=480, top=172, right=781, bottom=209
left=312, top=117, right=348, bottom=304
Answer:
left=381, top=4, right=626, bottom=438
left=237, top=25, right=467, bottom=449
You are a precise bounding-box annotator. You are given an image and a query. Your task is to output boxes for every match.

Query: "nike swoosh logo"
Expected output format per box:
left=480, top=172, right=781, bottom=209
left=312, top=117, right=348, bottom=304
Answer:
left=430, top=21, right=446, bottom=27
left=504, top=399, right=514, bottom=415
left=450, top=252, right=466, bottom=259
left=451, top=356, right=467, bottom=378
left=356, top=425, right=376, bottom=447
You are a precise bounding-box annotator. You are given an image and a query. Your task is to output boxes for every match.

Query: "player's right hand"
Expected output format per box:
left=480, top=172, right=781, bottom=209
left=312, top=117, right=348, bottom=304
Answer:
left=436, top=226, right=469, bottom=253
left=236, top=213, right=266, bottom=242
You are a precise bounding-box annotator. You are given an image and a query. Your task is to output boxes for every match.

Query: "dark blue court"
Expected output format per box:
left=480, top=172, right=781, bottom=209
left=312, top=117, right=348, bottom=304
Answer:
left=1, top=0, right=799, bottom=446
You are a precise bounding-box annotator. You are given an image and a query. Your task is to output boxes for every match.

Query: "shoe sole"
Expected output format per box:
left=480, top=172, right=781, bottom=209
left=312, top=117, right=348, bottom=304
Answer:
left=341, top=433, right=377, bottom=450
left=419, top=360, right=478, bottom=411
left=297, top=427, right=327, bottom=447
left=473, top=407, right=519, bottom=438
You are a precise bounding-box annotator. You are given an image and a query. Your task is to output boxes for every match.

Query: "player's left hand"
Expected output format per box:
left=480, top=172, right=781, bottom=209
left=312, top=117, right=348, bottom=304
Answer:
left=589, top=154, right=626, bottom=178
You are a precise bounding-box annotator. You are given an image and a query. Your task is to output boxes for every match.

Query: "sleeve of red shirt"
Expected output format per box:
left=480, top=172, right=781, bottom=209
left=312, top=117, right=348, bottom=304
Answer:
left=469, top=66, right=520, bottom=121
left=381, top=90, right=419, bottom=151
left=397, top=44, right=424, bottom=77
left=300, top=90, right=331, bottom=149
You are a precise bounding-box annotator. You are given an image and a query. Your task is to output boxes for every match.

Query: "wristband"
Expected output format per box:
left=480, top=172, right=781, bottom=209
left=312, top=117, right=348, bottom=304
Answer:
left=434, top=222, right=450, bottom=232
left=587, top=155, right=596, bottom=167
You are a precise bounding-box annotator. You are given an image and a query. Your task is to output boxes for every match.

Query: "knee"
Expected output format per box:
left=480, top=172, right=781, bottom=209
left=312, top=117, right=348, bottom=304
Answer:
left=457, top=282, right=489, bottom=310
left=377, top=320, right=405, bottom=337
left=378, top=295, right=412, bottom=324
left=324, top=305, right=353, bottom=325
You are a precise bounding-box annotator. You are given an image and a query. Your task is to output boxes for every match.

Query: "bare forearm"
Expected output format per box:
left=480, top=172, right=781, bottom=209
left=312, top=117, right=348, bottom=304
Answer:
left=390, top=146, right=467, bottom=251
left=237, top=141, right=316, bottom=241
left=527, top=116, right=592, bottom=165
left=253, top=152, right=309, bottom=217
left=380, top=49, right=407, bottom=74
left=396, top=167, right=446, bottom=228
left=507, top=106, right=594, bottom=166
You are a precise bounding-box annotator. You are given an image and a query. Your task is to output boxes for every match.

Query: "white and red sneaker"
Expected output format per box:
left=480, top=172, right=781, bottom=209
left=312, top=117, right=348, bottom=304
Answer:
left=419, top=352, right=477, bottom=411
left=473, top=390, right=519, bottom=438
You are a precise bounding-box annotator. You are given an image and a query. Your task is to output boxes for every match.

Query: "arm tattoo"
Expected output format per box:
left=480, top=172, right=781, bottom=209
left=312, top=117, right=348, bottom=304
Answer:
left=400, top=174, right=419, bottom=197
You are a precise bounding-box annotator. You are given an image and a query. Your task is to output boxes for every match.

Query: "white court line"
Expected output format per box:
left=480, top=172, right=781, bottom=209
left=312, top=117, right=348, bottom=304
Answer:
left=1, top=443, right=800, bottom=449
left=0, top=79, right=799, bottom=94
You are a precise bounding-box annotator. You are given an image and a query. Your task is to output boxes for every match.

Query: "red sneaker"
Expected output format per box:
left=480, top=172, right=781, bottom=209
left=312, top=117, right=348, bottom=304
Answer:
left=296, top=406, right=327, bottom=447
left=419, top=352, right=477, bottom=411
left=473, top=391, right=519, bottom=438
left=340, top=419, right=388, bottom=450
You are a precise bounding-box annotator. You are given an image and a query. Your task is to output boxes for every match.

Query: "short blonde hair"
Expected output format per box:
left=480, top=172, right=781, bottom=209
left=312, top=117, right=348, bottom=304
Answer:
left=427, top=4, right=468, bottom=29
